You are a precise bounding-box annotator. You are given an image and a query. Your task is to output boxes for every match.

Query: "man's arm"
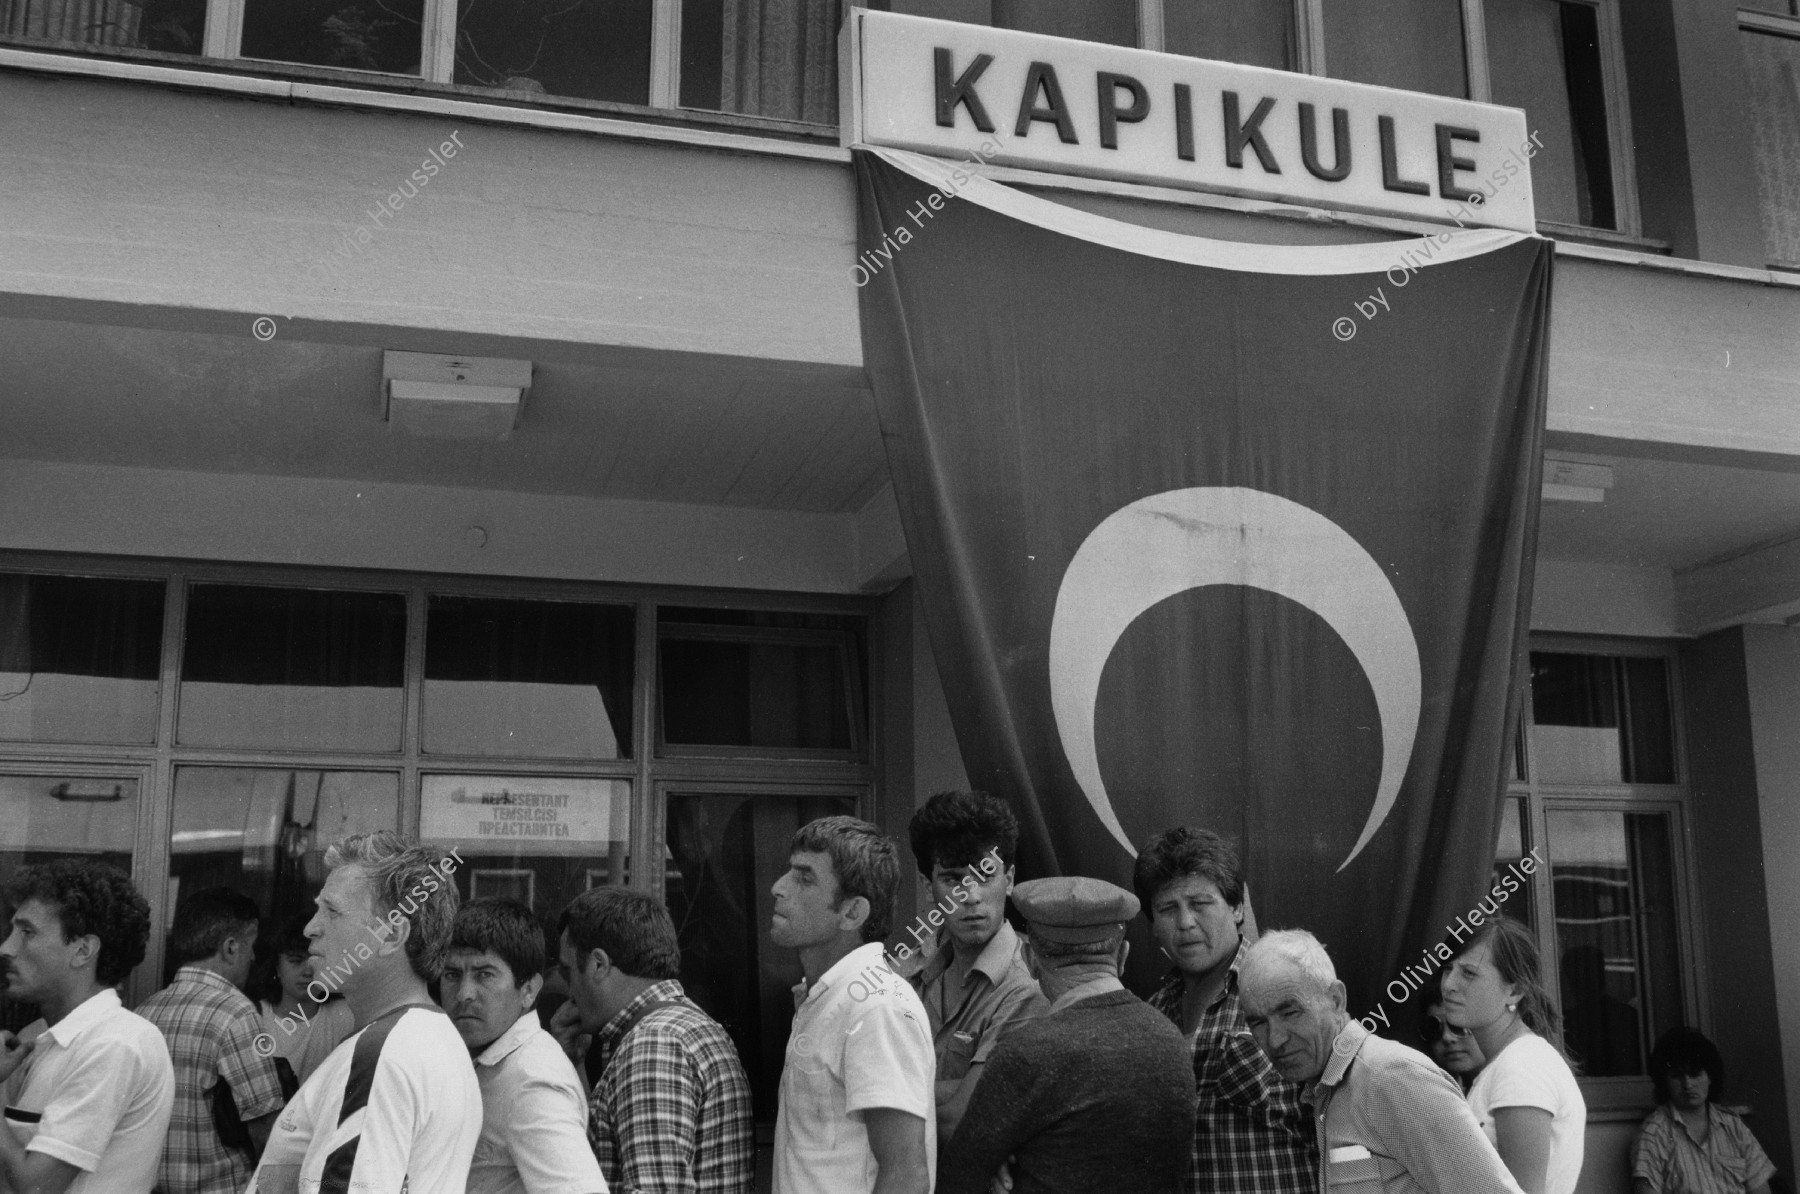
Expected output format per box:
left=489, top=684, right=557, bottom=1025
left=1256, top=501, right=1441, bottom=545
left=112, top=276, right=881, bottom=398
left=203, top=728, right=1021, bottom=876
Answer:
left=244, top=1110, right=279, bottom=1157
left=866, top=1108, right=930, bottom=1194
left=610, top=1026, right=704, bottom=1194
left=505, top=1070, right=610, bottom=1194
left=220, top=1011, right=289, bottom=1164
left=0, top=1131, right=82, bottom=1194
left=937, top=1044, right=1040, bottom=1194
left=0, top=1031, right=147, bottom=1194
left=1368, top=1060, right=1525, bottom=1194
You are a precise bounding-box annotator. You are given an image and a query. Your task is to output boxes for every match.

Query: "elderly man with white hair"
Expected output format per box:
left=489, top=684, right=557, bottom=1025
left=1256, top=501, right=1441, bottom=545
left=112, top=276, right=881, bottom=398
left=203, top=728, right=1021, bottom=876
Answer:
left=1238, top=928, right=1526, bottom=1194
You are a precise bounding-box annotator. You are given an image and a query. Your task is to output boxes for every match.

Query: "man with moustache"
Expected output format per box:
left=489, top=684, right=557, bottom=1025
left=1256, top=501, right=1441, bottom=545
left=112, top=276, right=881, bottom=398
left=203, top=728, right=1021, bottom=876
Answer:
left=1239, top=930, right=1523, bottom=1194
left=901, top=790, right=1046, bottom=1141
left=0, top=860, right=173, bottom=1194
left=1135, top=827, right=1313, bottom=1194
left=439, top=898, right=607, bottom=1194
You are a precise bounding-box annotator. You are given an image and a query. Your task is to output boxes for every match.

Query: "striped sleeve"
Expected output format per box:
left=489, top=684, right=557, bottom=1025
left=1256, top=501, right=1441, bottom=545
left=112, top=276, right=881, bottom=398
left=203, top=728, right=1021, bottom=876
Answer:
left=318, top=1011, right=413, bottom=1194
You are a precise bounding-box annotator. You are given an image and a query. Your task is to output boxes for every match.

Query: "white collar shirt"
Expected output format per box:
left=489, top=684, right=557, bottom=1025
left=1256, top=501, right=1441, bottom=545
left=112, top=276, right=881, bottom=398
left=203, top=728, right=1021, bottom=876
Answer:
left=3, top=987, right=175, bottom=1193
left=774, top=942, right=936, bottom=1194
left=468, top=1011, right=608, bottom=1194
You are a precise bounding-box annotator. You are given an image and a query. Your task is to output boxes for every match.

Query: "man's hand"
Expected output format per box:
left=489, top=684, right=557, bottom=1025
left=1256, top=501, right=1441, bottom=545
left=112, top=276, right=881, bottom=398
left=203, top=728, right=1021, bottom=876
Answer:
left=549, top=1001, right=591, bottom=1066
left=988, top=1156, right=1015, bottom=1194
left=0, top=1031, right=34, bottom=1084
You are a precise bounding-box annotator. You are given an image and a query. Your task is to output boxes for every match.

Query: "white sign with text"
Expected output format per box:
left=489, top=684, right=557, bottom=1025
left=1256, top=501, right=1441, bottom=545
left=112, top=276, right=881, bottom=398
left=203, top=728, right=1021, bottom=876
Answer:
left=420, top=775, right=627, bottom=853
left=841, top=10, right=1536, bottom=232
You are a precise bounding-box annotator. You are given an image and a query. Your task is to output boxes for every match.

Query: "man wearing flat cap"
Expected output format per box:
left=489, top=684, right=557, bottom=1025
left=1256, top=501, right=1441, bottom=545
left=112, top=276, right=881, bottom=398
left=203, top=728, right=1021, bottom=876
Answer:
left=937, top=876, right=1195, bottom=1194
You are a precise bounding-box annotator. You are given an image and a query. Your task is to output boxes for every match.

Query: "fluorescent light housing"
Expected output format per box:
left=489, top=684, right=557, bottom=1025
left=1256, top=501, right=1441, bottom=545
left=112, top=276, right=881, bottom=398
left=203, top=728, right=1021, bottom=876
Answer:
left=383, top=351, right=532, bottom=440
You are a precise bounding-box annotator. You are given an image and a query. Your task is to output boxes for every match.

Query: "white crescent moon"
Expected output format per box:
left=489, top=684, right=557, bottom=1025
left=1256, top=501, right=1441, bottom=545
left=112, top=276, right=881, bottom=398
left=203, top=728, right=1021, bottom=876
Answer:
left=1049, top=487, right=1421, bottom=872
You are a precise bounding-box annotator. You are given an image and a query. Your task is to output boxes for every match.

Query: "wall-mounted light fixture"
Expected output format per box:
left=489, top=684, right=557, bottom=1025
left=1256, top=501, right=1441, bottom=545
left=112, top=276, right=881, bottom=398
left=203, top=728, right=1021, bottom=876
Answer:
left=1542, top=455, right=1614, bottom=503
left=383, top=351, right=532, bottom=440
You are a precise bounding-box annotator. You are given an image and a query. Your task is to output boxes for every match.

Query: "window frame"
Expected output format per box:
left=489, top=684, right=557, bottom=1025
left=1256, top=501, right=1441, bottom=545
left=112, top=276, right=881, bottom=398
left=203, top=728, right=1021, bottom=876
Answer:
left=0, top=551, right=879, bottom=1009
left=1508, top=634, right=1707, bottom=1113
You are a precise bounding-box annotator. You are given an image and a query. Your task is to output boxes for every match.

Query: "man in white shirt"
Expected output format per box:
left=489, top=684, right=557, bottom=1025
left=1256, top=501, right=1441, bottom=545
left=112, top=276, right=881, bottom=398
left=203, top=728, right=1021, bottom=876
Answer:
left=440, top=897, right=607, bottom=1194
left=770, top=816, right=934, bottom=1194
left=0, top=859, right=174, bottom=1194
left=248, top=833, right=482, bottom=1194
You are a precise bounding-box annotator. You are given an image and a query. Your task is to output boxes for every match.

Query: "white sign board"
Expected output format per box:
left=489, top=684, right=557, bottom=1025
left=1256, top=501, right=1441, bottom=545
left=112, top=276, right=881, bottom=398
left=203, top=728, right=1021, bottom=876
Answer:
left=841, top=10, right=1537, bottom=233
left=420, top=775, right=627, bottom=853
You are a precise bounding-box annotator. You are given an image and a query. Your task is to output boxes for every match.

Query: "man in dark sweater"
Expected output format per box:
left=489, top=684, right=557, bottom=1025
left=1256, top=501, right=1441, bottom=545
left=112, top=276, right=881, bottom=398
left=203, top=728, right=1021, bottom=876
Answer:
left=937, top=876, right=1195, bottom=1194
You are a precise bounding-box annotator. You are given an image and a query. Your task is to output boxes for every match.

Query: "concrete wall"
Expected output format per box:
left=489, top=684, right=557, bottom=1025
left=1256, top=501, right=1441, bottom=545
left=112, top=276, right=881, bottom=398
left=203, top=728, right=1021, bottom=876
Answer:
left=1742, top=623, right=1800, bottom=1176
left=1680, top=629, right=1794, bottom=1179
left=1532, top=557, right=1680, bottom=637
left=0, top=459, right=869, bottom=593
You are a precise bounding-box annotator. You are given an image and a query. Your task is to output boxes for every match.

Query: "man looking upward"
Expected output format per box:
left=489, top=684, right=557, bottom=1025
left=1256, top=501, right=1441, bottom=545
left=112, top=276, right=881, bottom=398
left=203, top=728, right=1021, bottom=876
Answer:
left=770, top=816, right=934, bottom=1194
left=440, top=898, right=607, bottom=1194
left=248, top=832, right=481, bottom=1194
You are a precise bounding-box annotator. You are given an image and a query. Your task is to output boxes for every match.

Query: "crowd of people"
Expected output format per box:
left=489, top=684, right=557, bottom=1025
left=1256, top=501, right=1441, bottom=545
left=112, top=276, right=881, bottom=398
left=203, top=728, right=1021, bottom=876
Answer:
left=0, top=793, right=1780, bottom=1194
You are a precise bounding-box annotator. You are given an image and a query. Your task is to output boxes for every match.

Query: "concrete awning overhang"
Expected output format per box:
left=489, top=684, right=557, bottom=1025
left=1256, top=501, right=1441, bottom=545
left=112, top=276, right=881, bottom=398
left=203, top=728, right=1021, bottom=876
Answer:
left=2, top=62, right=1798, bottom=629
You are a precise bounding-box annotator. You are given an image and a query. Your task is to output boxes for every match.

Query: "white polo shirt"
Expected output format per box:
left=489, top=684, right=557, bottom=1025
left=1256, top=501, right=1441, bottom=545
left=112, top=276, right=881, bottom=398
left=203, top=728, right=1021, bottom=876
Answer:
left=248, top=1004, right=481, bottom=1194
left=774, top=942, right=936, bottom=1194
left=2, top=987, right=174, bottom=1193
left=468, top=1011, right=609, bottom=1194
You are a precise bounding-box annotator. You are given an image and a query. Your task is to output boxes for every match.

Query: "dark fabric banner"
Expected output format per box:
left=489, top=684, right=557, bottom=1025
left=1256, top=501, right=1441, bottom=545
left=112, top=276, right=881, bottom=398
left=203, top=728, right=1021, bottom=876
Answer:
left=854, top=148, right=1553, bottom=1012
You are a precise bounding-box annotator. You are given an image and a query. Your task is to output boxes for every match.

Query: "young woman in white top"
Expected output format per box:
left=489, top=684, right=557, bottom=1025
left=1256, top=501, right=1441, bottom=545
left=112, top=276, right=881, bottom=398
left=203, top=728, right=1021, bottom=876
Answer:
left=1440, top=916, right=1586, bottom=1194
left=252, top=914, right=357, bottom=1086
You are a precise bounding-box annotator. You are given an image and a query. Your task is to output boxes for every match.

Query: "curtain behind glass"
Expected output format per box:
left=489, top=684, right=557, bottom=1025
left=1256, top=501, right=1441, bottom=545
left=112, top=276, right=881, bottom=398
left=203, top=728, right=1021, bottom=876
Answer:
left=1741, top=30, right=1800, bottom=266
left=719, top=0, right=839, bottom=123
left=1, top=0, right=141, bottom=44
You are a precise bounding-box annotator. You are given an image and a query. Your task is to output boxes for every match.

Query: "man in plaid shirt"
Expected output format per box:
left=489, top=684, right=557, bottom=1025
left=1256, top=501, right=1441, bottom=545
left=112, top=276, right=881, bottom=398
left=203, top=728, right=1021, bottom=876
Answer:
left=1136, top=828, right=1315, bottom=1194
left=139, top=887, right=287, bottom=1194
left=555, top=888, right=754, bottom=1194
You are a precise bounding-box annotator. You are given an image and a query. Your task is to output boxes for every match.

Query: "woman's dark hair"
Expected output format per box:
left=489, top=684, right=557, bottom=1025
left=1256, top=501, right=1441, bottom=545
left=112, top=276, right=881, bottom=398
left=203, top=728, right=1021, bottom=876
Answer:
left=909, top=790, right=1019, bottom=878
left=1132, top=827, right=1243, bottom=921
left=250, top=912, right=315, bottom=1006
left=1648, top=1027, right=1724, bottom=1104
left=1454, top=916, right=1567, bottom=1054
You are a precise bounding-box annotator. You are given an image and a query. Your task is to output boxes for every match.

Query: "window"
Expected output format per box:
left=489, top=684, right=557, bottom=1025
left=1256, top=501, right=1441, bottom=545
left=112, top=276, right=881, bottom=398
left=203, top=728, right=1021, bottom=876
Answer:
left=664, top=785, right=863, bottom=1118
left=1739, top=15, right=1800, bottom=268
left=168, top=766, right=401, bottom=946
left=455, top=0, right=653, bottom=103
left=0, top=769, right=141, bottom=1029
left=1162, top=0, right=1294, bottom=70
left=424, top=596, right=634, bottom=759
left=1504, top=641, right=1695, bottom=1102
left=1321, top=0, right=1468, bottom=98
left=0, top=560, right=875, bottom=1013
left=0, top=0, right=204, bottom=53
left=241, top=0, right=426, bottom=73
left=180, top=584, right=407, bottom=752
left=658, top=608, right=866, bottom=757
left=1484, top=0, right=1635, bottom=232
left=0, top=573, right=164, bottom=745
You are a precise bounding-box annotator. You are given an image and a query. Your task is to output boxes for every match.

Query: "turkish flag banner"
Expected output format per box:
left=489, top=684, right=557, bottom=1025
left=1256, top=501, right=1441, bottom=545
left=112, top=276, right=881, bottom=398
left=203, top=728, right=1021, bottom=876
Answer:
left=855, top=148, right=1552, bottom=1010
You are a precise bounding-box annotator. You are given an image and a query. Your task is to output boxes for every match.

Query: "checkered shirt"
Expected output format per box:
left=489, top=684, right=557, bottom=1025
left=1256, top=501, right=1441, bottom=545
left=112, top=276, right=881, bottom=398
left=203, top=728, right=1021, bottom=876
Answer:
left=587, top=979, right=755, bottom=1194
left=138, top=965, right=287, bottom=1194
left=1148, top=942, right=1317, bottom=1194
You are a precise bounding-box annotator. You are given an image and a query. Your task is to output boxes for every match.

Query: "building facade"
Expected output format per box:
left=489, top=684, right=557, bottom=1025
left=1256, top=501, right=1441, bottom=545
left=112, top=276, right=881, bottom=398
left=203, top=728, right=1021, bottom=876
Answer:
left=2, top=1, right=1798, bottom=1190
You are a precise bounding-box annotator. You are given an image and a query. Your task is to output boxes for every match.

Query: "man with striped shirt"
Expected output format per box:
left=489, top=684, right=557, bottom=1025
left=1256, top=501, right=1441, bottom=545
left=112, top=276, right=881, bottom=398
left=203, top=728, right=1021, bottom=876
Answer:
left=248, top=833, right=481, bottom=1194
